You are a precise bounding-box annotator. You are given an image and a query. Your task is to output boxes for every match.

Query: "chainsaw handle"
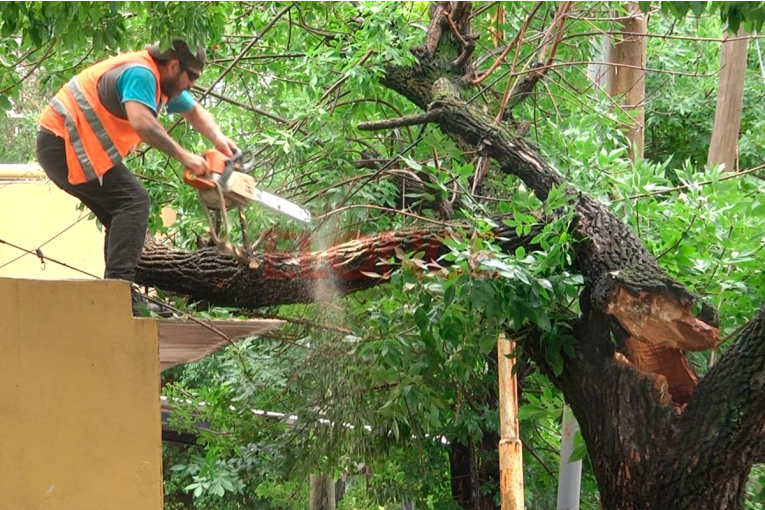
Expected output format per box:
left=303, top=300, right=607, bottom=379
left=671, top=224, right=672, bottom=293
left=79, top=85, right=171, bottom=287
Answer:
left=183, top=148, right=244, bottom=191
left=219, top=148, right=244, bottom=186
left=183, top=168, right=216, bottom=191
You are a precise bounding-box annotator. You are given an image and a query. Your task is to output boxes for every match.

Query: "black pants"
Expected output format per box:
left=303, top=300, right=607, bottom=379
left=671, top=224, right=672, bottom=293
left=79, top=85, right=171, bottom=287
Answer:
left=36, top=129, right=150, bottom=282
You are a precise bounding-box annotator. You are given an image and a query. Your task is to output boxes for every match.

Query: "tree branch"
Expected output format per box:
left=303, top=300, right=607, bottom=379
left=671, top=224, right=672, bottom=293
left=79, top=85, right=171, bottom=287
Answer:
left=136, top=223, right=542, bottom=308
left=357, top=110, right=441, bottom=131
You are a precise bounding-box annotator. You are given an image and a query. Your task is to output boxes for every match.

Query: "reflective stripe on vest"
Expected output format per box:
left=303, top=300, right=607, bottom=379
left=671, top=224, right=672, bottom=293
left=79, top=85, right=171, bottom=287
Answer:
left=67, top=76, right=122, bottom=167
left=48, top=97, right=99, bottom=182
left=48, top=75, right=128, bottom=183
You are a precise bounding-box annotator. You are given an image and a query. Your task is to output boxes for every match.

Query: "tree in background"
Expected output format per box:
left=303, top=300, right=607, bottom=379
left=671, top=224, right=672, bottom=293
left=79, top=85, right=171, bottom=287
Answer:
left=608, top=2, right=648, bottom=160
left=708, top=27, right=749, bottom=172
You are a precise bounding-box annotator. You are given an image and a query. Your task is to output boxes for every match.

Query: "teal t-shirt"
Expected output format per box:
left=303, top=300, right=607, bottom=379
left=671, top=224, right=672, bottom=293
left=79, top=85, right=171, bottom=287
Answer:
left=115, top=66, right=195, bottom=115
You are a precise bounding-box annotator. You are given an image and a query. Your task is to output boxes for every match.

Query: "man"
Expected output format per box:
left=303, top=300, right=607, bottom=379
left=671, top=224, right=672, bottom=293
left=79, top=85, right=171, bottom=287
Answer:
left=36, top=39, right=236, bottom=315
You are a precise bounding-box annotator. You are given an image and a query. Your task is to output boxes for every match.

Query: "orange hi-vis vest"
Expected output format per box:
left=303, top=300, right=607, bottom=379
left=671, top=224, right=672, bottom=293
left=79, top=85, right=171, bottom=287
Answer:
left=39, top=50, right=167, bottom=185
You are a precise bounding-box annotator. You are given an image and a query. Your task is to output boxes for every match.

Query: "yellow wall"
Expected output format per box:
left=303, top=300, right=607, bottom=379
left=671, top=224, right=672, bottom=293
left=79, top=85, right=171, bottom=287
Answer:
left=0, top=277, right=163, bottom=510
left=0, top=173, right=105, bottom=279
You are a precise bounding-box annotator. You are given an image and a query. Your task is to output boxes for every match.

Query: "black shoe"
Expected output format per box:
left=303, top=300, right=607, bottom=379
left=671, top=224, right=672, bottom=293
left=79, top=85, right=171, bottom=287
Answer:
left=131, top=288, right=173, bottom=318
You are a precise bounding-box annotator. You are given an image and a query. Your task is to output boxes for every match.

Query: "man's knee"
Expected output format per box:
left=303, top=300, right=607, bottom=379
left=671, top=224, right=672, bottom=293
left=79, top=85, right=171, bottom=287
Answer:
left=131, top=185, right=151, bottom=217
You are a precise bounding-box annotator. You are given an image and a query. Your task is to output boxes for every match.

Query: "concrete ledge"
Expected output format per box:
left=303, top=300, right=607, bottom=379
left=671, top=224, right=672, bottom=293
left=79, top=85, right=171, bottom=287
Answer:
left=0, top=277, right=162, bottom=510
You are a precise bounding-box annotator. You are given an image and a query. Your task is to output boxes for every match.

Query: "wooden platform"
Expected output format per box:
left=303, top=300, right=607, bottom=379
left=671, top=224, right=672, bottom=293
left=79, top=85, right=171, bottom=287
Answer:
left=158, top=319, right=283, bottom=371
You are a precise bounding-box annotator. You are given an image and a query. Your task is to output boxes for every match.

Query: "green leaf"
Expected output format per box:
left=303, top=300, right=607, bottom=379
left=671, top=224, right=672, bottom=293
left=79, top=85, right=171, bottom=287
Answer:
left=517, top=403, right=555, bottom=421
left=413, top=306, right=428, bottom=332
left=479, top=334, right=496, bottom=354
left=569, top=430, right=589, bottom=462
left=444, top=282, right=456, bottom=307
left=689, top=1, right=707, bottom=16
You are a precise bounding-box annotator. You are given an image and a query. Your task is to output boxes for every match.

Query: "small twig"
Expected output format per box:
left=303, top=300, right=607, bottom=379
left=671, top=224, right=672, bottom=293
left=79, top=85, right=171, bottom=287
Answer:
left=313, top=204, right=449, bottom=226
left=544, top=2, right=573, bottom=68
left=190, top=85, right=295, bottom=127
left=444, top=9, right=469, bottom=47
left=657, top=211, right=699, bottom=260
left=541, top=59, right=718, bottom=78
left=0, top=39, right=57, bottom=96
left=319, top=49, right=375, bottom=105
left=521, top=437, right=558, bottom=480
left=472, top=3, right=543, bottom=85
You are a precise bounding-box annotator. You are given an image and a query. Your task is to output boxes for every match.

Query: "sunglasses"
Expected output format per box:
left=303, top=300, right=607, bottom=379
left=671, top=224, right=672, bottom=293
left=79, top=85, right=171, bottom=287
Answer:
left=179, top=61, right=200, bottom=81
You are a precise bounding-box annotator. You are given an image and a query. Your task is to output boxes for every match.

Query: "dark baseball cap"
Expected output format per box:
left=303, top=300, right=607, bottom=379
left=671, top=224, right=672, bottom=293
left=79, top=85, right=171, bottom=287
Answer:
left=146, top=39, right=206, bottom=71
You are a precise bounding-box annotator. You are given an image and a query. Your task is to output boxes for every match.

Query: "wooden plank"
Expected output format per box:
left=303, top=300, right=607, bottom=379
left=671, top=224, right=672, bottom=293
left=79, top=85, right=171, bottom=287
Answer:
left=158, top=319, right=283, bottom=370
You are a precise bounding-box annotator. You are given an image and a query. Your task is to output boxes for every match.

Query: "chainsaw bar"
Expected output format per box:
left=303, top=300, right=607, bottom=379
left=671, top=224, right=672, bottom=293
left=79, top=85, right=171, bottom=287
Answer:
left=185, top=149, right=313, bottom=225
left=225, top=171, right=312, bottom=224
left=251, top=187, right=312, bottom=224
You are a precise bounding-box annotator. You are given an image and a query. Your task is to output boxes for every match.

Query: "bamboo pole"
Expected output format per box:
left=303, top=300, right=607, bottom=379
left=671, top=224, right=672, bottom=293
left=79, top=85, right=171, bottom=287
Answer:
left=498, top=333, right=524, bottom=510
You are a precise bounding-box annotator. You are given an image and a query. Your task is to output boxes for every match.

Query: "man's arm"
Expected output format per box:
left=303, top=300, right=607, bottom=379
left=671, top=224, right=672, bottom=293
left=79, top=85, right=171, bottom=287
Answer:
left=124, top=101, right=209, bottom=175
left=181, top=103, right=238, bottom=157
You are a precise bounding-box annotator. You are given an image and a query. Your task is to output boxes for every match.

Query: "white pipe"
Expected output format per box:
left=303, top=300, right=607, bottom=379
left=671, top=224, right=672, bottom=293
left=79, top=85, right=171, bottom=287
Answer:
left=556, top=405, right=582, bottom=510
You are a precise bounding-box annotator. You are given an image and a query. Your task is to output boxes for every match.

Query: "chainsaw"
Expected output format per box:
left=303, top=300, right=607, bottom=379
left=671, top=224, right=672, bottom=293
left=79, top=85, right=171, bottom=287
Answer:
left=183, top=148, right=312, bottom=260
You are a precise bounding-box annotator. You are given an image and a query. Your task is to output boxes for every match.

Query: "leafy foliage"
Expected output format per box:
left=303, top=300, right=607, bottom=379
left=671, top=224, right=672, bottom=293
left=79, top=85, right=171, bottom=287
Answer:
left=644, top=13, right=765, bottom=174
left=639, top=1, right=765, bottom=33
left=4, top=2, right=765, bottom=508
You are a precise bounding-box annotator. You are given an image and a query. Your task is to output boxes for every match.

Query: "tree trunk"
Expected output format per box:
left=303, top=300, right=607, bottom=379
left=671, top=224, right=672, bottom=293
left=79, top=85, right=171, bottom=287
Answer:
left=708, top=27, right=749, bottom=172
left=478, top=432, right=501, bottom=510
left=607, top=2, right=647, bottom=160
left=450, top=438, right=479, bottom=509
left=310, top=474, right=336, bottom=510
left=534, top=294, right=765, bottom=510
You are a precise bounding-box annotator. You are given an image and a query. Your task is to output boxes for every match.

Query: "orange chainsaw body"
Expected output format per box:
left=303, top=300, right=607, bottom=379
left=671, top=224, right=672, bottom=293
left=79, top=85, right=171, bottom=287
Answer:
left=183, top=149, right=255, bottom=210
left=183, top=148, right=312, bottom=223
left=182, top=148, right=232, bottom=193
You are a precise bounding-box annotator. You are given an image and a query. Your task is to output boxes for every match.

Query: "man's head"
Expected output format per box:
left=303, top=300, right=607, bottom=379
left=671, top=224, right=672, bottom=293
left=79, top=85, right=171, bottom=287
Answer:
left=146, top=39, right=206, bottom=98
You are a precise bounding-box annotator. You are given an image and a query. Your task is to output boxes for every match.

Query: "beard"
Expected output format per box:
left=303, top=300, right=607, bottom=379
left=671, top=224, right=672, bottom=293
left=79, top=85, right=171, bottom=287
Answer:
left=160, top=75, right=182, bottom=99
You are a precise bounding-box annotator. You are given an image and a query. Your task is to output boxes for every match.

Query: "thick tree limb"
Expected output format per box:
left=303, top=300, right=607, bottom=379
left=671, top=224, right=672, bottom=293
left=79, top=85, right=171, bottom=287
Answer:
left=422, top=78, right=719, bottom=353
left=374, top=4, right=765, bottom=506
left=660, top=306, right=765, bottom=507
left=136, top=224, right=541, bottom=308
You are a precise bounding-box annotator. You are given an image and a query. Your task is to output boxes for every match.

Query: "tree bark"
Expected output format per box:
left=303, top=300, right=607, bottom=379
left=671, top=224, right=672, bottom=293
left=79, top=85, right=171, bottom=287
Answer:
left=372, top=4, right=762, bottom=509
left=708, top=27, right=749, bottom=172
left=310, top=474, right=336, bottom=510
left=136, top=225, right=539, bottom=308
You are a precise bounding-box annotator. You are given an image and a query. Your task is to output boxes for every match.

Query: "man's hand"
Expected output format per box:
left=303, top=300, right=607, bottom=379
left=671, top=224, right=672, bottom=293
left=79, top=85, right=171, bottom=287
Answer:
left=181, top=152, right=210, bottom=177
left=213, top=135, right=238, bottom=157
left=182, top=104, right=239, bottom=157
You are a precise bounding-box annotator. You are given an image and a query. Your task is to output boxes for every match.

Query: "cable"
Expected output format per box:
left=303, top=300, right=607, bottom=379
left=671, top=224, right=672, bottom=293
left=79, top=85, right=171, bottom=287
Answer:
left=0, top=237, right=101, bottom=279
left=0, top=167, right=44, bottom=191
left=0, top=213, right=90, bottom=270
